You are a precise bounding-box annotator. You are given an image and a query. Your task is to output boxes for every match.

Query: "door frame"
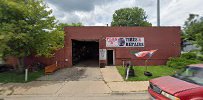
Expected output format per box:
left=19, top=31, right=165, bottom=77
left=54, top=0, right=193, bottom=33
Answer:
left=107, top=49, right=115, bottom=65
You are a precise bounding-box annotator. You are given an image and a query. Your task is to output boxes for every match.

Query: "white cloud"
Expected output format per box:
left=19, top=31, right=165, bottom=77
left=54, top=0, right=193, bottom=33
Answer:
left=45, top=0, right=203, bottom=26
left=158, top=0, right=203, bottom=26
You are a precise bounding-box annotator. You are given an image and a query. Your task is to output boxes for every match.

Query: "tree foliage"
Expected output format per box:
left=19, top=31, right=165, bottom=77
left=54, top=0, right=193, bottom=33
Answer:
left=111, top=7, right=152, bottom=26
left=183, top=14, right=203, bottom=53
left=0, top=0, right=65, bottom=71
left=56, top=23, right=82, bottom=31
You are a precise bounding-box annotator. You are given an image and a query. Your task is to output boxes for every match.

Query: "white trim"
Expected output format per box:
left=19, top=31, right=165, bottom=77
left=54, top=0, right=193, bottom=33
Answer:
left=107, top=49, right=115, bottom=65
left=113, top=50, right=115, bottom=65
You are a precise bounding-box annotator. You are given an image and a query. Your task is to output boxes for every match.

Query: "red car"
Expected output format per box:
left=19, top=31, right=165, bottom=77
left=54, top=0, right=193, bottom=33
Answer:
left=148, top=64, right=203, bottom=100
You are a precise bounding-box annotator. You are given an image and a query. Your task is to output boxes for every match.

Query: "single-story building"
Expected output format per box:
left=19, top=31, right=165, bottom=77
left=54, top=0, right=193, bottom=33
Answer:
left=6, top=26, right=181, bottom=69
left=60, top=26, right=181, bottom=67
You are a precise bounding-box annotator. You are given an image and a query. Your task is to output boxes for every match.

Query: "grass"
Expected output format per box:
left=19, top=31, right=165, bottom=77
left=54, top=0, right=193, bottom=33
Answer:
left=117, top=66, right=178, bottom=81
left=0, top=70, right=44, bottom=83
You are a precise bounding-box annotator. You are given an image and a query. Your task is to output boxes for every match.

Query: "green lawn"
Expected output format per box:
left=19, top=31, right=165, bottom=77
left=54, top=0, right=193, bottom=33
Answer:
left=117, top=66, right=178, bottom=81
left=0, top=70, right=44, bottom=83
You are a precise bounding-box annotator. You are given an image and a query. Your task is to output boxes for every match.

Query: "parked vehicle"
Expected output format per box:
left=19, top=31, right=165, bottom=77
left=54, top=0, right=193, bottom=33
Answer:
left=148, top=64, right=203, bottom=100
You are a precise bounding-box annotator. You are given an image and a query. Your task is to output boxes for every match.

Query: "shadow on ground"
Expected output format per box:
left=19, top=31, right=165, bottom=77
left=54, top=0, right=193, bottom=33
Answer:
left=37, top=60, right=102, bottom=81
left=37, top=67, right=86, bottom=81
left=0, top=66, right=103, bottom=95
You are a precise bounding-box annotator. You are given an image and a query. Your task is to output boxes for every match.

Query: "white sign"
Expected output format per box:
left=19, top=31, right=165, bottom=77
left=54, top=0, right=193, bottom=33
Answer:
left=106, top=37, right=144, bottom=47
left=99, top=49, right=106, bottom=60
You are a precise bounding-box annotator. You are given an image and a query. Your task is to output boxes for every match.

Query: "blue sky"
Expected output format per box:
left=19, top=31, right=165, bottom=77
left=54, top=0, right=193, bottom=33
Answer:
left=45, top=0, right=203, bottom=26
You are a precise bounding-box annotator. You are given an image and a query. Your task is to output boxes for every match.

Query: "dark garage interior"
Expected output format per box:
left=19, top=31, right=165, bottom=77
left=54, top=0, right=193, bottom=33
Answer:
left=72, top=40, right=99, bottom=66
left=107, top=50, right=113, bottom=66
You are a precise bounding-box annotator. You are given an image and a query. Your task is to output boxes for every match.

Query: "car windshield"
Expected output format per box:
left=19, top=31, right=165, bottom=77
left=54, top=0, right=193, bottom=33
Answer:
left=173, top=66, right=203, bottom=86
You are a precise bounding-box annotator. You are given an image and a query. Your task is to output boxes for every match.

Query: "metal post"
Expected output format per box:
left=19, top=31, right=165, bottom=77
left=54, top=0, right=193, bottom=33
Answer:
left=56, top=61, right=58, bottom=66
left=123, top=60, right=124, bottom=67
left=125, top=67, right=129, bottom=80
left=157, top=0, right=160, bottom=26
left=145, top=60, right=148, bottom=71
left=145, top=56, right=152, bottom=71
left=25, top=68, right=28, bottom=82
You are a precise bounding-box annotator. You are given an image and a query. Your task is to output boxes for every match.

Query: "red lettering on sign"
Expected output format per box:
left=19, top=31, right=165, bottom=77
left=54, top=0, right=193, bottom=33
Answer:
left=107, top=37, right=118, bottom=44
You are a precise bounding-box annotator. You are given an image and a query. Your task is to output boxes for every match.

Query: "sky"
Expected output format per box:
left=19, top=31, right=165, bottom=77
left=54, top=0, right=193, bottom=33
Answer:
left=44, top=0, right=203, bottom=26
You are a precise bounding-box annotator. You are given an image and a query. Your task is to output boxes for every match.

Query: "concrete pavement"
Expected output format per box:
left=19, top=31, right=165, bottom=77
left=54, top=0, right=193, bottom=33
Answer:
left=0, top=65, right=150, bottom=100
left=100, top=66, right=123, bottom=82
left=101, top=66, right=149, bottom=92
left=0, top=81, right=110, bottom=96
left=0, top=80, right=150, bottom=100
left=1, top=92, right=149, bottom=100
left=107, top=81, right=149, bottom=92
left=57, top=81, right=111, bottom=96
left=0, top=81, right=64, bottom=95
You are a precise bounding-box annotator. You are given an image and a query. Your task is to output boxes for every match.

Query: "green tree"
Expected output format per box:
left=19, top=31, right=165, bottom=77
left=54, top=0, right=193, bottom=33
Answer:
left=183, top=14, right=203, bottom=53
left=111, top=7, right=152, bottom=26
left=0, top=0, right=63, bottom=72
left=56, top=23, right=83, bottom=31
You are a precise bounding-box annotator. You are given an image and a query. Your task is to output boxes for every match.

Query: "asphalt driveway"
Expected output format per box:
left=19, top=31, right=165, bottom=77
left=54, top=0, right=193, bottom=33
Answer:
left=37, top=67, right=103, bottom=81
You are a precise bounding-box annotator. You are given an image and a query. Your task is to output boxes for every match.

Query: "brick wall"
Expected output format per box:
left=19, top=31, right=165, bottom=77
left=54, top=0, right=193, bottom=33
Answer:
left=24, top=48, right=65, bottom=68
left=21, top=26, right=181, bottom=67
left=64, top=26, right=181, bottom=66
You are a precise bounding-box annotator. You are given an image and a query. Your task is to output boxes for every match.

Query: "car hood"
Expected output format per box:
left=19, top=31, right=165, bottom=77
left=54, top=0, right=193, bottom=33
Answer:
left=150, top=76, right=201, bottom=95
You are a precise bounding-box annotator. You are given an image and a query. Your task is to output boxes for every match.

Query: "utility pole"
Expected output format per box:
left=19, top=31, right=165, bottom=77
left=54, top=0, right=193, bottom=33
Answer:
left=157, top=0, right=160, bottom=26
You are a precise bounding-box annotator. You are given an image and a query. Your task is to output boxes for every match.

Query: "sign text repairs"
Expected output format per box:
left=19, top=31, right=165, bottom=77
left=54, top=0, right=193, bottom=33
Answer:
left=106, top=37, right=144, bottom=47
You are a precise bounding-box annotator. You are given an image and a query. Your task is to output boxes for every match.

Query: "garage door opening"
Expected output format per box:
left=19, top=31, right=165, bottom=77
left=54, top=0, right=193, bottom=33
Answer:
left=72, top=40, right=99, bottom=67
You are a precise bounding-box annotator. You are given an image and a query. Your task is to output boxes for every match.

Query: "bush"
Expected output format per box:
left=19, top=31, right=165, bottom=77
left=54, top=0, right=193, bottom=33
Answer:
left=167, top=57, right=201, bottom=69
left=181, top=52, right=197, bottom=60
left=197, top=55, right=203, bottom=61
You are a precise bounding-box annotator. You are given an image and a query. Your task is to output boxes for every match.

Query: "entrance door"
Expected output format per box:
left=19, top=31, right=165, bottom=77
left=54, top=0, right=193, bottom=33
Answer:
left=107, top=50, right=114, bottom=65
